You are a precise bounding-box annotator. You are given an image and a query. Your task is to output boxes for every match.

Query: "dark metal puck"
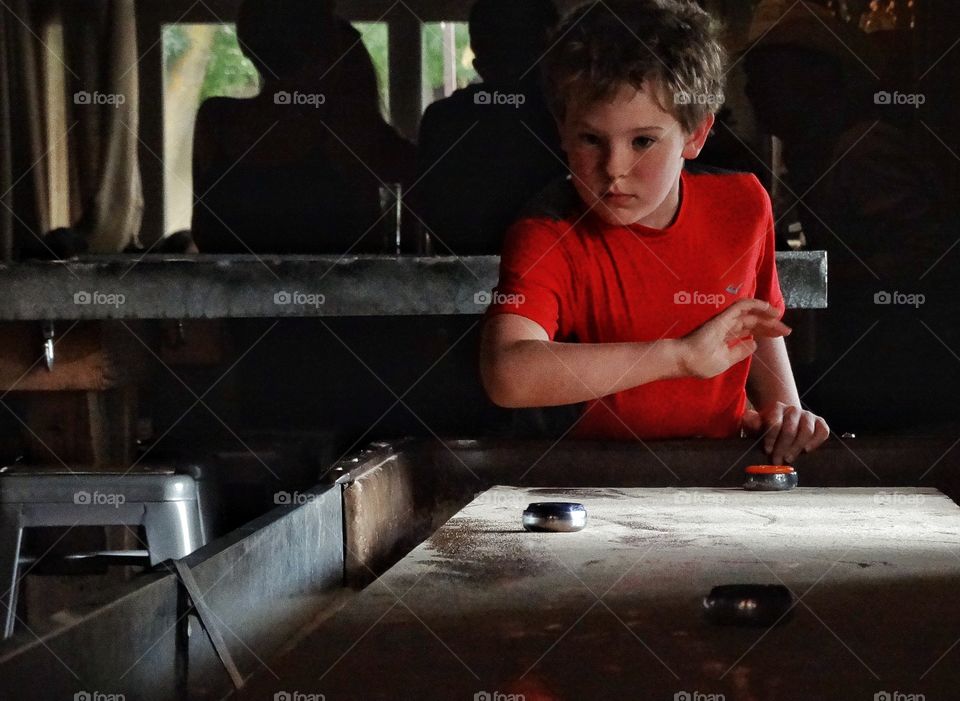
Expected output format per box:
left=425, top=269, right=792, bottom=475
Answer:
left=522, top=502, right=587, bottom=532
left=743, top=465, right=798, bottom=491
left=703, top=584, right=794, bottom=627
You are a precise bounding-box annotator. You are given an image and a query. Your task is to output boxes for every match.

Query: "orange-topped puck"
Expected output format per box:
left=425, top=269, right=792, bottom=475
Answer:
left=743, top=464, right=798, bottom=491
left=745, top=465, right=796, bottom=475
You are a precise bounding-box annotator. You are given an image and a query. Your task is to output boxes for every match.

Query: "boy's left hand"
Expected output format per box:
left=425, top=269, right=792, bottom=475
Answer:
left=742, top=402, right=830, bottom=464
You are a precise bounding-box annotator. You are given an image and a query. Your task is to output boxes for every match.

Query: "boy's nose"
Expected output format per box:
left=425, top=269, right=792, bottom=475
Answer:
left=603, top=146, right=635, bottom=181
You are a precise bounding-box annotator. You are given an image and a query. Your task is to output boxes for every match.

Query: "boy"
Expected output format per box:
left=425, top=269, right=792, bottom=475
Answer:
left=480, top=0, right=830, bottom=464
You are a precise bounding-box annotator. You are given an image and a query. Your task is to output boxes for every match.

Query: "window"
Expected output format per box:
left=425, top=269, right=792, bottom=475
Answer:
left=162, top=24, right=259, bottom=233
left=160, top=22, right=390, bottom=235
left=355, top=22, right=390, bottom=119
left=421, top=22, right=478, bottom=112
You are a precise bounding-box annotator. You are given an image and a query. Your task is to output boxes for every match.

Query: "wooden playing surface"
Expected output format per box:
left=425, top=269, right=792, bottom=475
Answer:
left=236, top=487, right=960, bottom=700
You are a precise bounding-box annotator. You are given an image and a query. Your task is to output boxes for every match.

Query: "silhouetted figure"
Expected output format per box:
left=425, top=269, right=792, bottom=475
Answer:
left=743, top=3, right=955, bottom=432
left=192, top=0, right=414, bottom=254
left=414, top=0, right=565, bottom=255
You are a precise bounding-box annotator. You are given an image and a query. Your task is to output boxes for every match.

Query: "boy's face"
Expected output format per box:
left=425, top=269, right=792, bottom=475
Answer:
left=559, top=81, right=714, bottom=229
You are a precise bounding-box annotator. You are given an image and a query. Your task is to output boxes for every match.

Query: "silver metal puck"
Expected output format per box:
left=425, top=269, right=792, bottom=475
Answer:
left=522, top=502, right=587, bottom=532
left=703, top=584, right=793, bottom=626
left=743, top=468, right=799, bottom=492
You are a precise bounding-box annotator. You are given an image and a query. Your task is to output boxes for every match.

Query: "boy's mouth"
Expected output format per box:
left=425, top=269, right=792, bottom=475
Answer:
left=602, top=190, right=636, bottom=205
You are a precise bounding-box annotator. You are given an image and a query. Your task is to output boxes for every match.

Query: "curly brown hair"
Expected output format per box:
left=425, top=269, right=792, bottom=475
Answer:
left=542, top=0, right=726, bottom=133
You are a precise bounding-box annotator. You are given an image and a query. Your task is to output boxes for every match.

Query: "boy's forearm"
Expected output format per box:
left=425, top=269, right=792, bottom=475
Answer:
left=487, top=338, right=687, bottom=408
left=747, top=336, right=801, bottom=410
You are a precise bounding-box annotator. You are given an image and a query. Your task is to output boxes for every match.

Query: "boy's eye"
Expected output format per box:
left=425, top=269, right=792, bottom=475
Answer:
left=633, top=136, right=656, bottom=149
left=578, top=133, right=602, bottom=146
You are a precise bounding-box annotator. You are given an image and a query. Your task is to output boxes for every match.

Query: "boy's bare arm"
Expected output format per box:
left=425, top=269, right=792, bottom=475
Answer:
left=744, top=336, right=830, bottom=463
left=480, top=314, right=687, bottom=407
left=481, top=299, right=789, bottom=408
left=745, top=335, right=801, bottom=408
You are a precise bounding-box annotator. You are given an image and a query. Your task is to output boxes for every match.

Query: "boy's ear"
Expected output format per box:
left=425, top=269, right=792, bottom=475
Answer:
left=682, top=113, right=715, bottom=159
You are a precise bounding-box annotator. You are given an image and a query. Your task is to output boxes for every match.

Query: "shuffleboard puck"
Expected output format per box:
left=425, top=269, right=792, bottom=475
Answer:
left=743, top=465, right=798, bottom=491
left=522, top=502, right=587, bottom=533
left=703, top=584, right=794, bottom=626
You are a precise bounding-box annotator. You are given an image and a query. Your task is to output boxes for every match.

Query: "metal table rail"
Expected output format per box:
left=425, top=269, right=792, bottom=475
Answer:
left=0, top=252, right=827, bottom=320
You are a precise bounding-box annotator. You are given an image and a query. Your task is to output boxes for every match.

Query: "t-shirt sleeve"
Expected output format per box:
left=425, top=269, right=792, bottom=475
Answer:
left=751, top=177, right=786, bottom=319
left=484, top=217, right=574, bottom=339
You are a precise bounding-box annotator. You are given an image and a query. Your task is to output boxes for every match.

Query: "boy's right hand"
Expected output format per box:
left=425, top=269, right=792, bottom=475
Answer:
left=678, top=299, right=790, bottom=379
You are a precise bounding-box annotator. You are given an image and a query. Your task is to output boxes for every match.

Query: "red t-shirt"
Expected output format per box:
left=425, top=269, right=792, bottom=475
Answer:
left=486, top=168, right=785, bottom=440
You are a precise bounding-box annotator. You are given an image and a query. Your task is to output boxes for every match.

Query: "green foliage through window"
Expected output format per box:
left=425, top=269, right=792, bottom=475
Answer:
left=355, top=23, right=390, bottom=118
left=198, top=25, right=260, bottom=102
left=422, top=22, right=478, bottom=108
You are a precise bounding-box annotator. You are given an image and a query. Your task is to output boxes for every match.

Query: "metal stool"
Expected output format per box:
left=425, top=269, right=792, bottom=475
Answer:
left=0, top=469, right=206, bottom=639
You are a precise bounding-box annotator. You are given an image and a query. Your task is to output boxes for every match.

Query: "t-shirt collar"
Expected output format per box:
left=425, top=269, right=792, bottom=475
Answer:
left=580, top=169, right=688, bottom=237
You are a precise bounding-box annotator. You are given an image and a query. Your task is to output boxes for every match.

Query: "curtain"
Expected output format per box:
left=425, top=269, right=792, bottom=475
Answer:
left=0, top=3, right=12, bottom=261
left=2, top=0, right=142, bottom=257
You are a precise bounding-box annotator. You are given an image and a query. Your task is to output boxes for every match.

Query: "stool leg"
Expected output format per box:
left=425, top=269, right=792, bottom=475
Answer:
left=0, top=522, right=23, bottom=639
left=143, top=503, right=204, bottom=565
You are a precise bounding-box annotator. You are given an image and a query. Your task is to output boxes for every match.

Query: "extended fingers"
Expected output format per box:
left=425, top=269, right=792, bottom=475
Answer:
left=717, top=301, right=787, bottom=336
left=728, top=298, right=775, bottom=316
left=726, top=336, right=758, bottom=364
left=770, top=410, right=831, bottom=463
left=782, top=410, right=815, bottom=463
left=769, top=405, right=801, bottom=464
left=804, top=415, right=831, bottom=454
left=737, top=312, right=791, bottom=339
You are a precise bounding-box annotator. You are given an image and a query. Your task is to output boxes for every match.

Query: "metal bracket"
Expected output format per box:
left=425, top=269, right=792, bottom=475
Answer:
left=42, top=320, right=55, bottom=371
left=172, top=559, right=245, bottom=690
